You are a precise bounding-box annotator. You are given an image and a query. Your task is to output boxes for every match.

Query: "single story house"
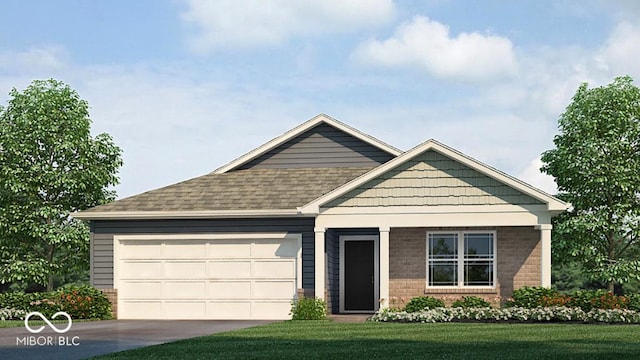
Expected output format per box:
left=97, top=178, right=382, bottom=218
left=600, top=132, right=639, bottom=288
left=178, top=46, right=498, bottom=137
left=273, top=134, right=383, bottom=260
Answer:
left=74, top=114, right=568, bottom=320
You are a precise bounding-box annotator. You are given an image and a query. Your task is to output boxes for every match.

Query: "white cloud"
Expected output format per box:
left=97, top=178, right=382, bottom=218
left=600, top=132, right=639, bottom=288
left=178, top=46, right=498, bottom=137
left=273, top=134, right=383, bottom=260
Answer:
left=180, top=0, right=395, bottom=52
left=598, top=21, right=640, bottom=76
left=351, top=16, right=518, bottom=82
left=518, top=157, right=558, bottom=195
left=0, top=46, right=68, bottom=73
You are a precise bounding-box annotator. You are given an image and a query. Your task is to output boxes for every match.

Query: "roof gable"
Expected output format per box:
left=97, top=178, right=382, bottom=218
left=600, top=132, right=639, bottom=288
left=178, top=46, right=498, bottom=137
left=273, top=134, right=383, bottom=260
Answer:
left=301, top=140, right=569, bottom=214
left=214, top=114, right=401, bottom=173
left=325, top=150, right=543, bottom=208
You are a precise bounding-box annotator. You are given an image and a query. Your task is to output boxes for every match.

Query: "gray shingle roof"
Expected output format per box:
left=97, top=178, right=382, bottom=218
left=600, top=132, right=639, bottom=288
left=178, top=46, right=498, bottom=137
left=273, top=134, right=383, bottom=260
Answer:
left=81, top=167, right=373, bottom=213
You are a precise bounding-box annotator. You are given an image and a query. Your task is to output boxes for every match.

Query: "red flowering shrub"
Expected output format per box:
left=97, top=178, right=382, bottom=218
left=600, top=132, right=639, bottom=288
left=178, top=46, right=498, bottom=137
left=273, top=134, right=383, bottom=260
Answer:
left=56, top=285, right=112, bottom=320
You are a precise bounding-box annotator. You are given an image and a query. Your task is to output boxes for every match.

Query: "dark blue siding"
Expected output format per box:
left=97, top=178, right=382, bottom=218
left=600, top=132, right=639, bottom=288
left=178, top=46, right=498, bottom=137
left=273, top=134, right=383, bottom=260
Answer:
left=238, top=123, right=394, bottom=169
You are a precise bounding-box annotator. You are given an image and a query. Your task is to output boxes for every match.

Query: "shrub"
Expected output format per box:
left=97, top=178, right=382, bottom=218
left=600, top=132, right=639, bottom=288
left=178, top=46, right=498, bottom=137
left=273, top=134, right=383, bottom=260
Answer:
left=0, top=292, right=62, bottom=317
left=628, top=294, right=640, bottom=312
left=451, top=296, right=492, bottom=308
left=539, top=294, right=572, bottom=308
left=0, top=285, right=112, bottom=320
left=28, top=297, right=63, bottom=318
left=370, top=307, right=640, bottom=324
left=569, top=289, right=610, bottom=311
left=0, top=308, right=26, bottom=320
left=56, top=285, right=112, bottom=320
left=290, top=297, right=326, bottom=320
left=404, top=296, right=445, bottom=313
left=0, top=292, right=32, bottom=310
left=506, top=286, right=559, bottom=308
left=587, top=291, right=629, bottom=311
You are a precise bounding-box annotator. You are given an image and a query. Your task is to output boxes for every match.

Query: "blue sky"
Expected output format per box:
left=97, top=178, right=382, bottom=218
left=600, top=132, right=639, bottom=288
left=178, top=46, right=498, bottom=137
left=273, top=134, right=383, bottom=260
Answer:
left=1, top=0, right=639, bottom=198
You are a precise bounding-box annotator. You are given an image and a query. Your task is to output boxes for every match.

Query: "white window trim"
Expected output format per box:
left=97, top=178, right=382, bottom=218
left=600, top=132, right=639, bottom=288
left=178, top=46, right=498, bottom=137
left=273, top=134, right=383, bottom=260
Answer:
left=425, top=230, right=497, bottom=289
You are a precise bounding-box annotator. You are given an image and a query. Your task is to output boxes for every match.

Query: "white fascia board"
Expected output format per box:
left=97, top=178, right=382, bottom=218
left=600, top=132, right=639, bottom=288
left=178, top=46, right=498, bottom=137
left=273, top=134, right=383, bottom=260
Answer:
left=315, top=211, right=550, bottom=229
left=71, top=209, right=307, bottom=220
left=300, top=139, right=569, bottom=214
left=212, top=114, right=401, bottom=174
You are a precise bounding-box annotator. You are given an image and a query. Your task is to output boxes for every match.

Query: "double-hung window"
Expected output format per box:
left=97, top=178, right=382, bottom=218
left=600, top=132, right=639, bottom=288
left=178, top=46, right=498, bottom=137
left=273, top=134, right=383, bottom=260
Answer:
left=426, top=231, right=496, bottom=287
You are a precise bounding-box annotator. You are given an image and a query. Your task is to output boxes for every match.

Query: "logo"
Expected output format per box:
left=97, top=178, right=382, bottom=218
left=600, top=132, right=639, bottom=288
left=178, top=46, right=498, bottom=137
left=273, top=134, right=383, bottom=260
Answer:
left=25, top=311, right=73, bottom=333
left=17, top=311, right=80, bottom=346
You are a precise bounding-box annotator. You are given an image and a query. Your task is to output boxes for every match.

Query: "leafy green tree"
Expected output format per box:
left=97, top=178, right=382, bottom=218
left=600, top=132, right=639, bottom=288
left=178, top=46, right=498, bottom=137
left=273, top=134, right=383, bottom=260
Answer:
left=541, top=76, right=640, bottom=291
left=0, top=79, right=122, bottom=291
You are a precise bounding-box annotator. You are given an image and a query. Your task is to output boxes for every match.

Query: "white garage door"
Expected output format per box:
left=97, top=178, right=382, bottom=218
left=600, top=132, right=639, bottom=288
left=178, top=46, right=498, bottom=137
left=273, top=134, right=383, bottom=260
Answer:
left=114, top=233, right=302, bottom=320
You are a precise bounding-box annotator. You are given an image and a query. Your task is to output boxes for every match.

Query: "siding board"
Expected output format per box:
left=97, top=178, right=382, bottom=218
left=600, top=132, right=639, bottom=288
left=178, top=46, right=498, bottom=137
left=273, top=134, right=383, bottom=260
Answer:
left=327, top=150, right=544, bottom=208
left=238, top=123, right=394, bottom=169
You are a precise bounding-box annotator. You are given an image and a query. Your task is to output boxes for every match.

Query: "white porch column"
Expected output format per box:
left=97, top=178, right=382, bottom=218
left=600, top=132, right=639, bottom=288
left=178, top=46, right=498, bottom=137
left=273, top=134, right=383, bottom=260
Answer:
left=379, top=227, right=390, bottom=309
left=537, top=224, right=553, bottom=287
left=314, top=227, right=326, bottom=300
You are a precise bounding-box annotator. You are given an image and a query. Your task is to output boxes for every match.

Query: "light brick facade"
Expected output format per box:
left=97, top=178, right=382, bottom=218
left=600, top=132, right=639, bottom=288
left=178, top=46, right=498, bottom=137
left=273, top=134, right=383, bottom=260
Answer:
left=388, top=226, right=540, bottom=308
left=100, top=288, right=118, bottom=319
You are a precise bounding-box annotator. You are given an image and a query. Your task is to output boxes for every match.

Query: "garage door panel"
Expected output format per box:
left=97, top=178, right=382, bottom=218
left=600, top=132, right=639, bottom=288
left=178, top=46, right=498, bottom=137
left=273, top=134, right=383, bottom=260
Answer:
left=164, top=301, right=207, bottom=319
left=253, top=239, right=299, bottom=258
left=208, top=241, right=251, bottom=258
left=165, top=281, right=206, bottom=299
left=208, top=301, right=252, bottom=319
left=120, top=261, right=163, bottom=279
left=252, top=281, right=295, bottom=299
left=120, top=241, right=163, bottom=259
left=165, top=261, right=206, bottom=278
left=252, top=240, right=283, bottom=257
left=253, top=260, right=295, bottom=278
left=120, top=301, right=163, bottom=319
left=252, top=301, right=292, bottom=320
left=163, top=240, right=207, bottom=258
left=208, top=281, right=251, bottom=299
left=120, top=281, right=163, bottom=299
left=208, top=260, right=251, bottom=278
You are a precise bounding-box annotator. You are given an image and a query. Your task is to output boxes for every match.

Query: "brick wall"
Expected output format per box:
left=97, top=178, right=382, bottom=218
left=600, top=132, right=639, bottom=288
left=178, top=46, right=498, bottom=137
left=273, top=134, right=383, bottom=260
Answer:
left=389, top=227, right=425, bottom=308
left=389, top=226, right=541, bottom=308
left=100, top=288, right=118, bottom=319
left=497, top=226, right=541, bottom=299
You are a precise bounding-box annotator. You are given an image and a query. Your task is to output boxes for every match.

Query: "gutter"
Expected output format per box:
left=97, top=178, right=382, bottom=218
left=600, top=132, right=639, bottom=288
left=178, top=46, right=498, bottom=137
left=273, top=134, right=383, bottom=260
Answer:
left=71, top=209, right=312, bottom=220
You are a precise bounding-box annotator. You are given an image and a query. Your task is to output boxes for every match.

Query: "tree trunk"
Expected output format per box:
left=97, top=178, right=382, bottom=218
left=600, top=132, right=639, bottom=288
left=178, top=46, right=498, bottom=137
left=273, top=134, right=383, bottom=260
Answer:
left=608, top=280, right=615, bottom=293
left=46, top=237, right=56, bottom=291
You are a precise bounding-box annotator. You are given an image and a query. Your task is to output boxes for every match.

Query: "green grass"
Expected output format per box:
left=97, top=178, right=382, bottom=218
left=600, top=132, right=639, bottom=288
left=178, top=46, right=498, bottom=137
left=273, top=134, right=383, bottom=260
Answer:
left=0, top=319, right=90, bottom=328
left=94, top=321, right=640, bottom=359
left=0, top=320, right=25, bottom=328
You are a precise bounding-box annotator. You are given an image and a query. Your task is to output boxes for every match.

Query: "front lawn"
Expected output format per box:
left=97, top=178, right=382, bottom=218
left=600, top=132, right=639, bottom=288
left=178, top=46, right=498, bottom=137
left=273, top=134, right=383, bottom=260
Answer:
left=95, top=321, right=640, bottom=359
left=0, top=320, right=25, bottom=328
left=0, top=319, right=90, bottom=328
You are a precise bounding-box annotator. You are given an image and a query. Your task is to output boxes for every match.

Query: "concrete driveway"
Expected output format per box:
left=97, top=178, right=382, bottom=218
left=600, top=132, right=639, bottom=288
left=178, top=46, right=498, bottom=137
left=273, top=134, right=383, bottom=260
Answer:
left=0, top=319, right=273, bottom=360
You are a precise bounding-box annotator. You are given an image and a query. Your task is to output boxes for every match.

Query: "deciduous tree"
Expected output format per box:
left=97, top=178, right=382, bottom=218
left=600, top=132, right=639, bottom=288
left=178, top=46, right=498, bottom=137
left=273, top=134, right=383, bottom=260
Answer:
left=541, top=76, right=640, bottom=291
left=0, top=79, right=122, bottom=290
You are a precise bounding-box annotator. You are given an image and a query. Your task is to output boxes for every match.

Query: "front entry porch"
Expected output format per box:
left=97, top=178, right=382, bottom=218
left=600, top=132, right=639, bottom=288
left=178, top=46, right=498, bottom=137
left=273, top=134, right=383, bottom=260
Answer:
left=316, top=225, right=551, bottom=314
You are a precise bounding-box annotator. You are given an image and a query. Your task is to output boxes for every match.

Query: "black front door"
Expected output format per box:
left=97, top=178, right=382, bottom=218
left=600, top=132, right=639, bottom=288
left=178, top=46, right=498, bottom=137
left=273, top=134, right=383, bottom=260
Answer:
left=344, top=240, right=375, bottom=311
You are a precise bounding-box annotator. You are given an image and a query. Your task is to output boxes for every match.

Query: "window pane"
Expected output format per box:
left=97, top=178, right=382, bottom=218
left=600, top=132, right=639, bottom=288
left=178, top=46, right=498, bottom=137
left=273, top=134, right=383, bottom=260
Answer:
left=429, top=234, right=457, bottom=259
left=464, top=261, right=493, bottom=286
left=429, top=261, right=457, bottom=286
left=464, top=233, right=493, bottom=258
